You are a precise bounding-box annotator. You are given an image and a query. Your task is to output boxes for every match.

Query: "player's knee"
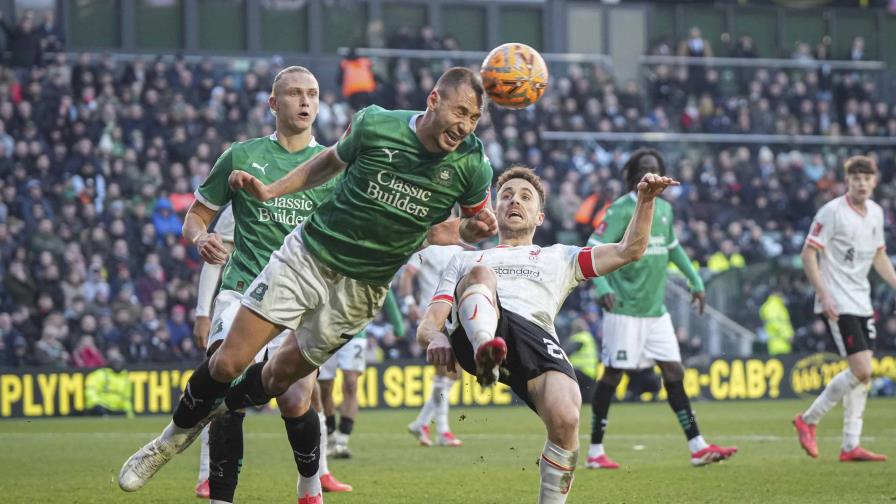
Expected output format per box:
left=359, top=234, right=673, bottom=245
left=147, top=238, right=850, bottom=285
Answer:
left=548, top=407, right=580, bottom=446
left=467, top=265, right=497, bottom=285
left=276, top=388, right=311, bottom=417
left=659, top=362, right=685, bottom=382
left=342, top=377, right=358, bottom=396
left=209, top=352, right=248, bottom=382
left=600, top=367, right=624, bottom=386
left=851, top=364, right=872, bottom=383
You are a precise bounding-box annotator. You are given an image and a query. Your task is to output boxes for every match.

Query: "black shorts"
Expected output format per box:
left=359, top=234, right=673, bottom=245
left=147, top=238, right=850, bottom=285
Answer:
left=823, top=314, right=876, bottom=357
left=449, top=303, right=577, bottom=411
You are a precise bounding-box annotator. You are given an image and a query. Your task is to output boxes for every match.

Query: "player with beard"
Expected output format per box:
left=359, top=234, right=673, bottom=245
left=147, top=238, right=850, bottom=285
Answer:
left=118, top=67, right=497, bottom=498
left=417, top=166, right=677, bottom=503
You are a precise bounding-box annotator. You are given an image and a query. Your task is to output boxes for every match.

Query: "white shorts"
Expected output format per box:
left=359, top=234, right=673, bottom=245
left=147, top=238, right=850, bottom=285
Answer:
left=241, top=229, right=389, bottom=367
left=318, top=337, right=367, bottom=380
left=600, top=312, right=681, bottom=369
left=209, top=290, right=288, bottom=363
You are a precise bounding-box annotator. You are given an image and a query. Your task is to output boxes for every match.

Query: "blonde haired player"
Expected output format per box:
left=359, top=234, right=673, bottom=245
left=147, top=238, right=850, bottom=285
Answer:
left=794, top=155, right=892, bottom=462
left=418, top=166, right=677, bottom=503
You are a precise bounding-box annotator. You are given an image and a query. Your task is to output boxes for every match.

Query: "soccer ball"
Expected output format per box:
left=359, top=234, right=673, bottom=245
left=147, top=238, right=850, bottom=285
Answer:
left=480, top=43, right=549, bottom=109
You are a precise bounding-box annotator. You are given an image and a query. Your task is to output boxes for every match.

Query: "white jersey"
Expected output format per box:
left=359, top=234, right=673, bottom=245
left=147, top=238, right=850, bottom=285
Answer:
left=432, top=244, right=597, bottom=339
left=407, top=245, right=465, bottom=308
left=805, top=195, right=885, bottom=316
left=214, top=205, right=235, bottom=242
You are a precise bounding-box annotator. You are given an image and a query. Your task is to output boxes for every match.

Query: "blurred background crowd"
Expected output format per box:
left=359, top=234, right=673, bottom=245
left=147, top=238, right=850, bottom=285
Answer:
left=2, top=11, right=896, bottom=372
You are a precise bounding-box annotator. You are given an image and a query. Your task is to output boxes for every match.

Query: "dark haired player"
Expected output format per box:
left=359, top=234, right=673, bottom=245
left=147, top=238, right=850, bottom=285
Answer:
left=418, top=166, right=677, bottom=503
left=586, top=148, right=736, bottom=468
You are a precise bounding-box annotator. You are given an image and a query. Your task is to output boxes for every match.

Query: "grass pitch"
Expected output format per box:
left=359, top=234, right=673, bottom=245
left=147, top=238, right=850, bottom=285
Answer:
left=0, top=399, right=894, bottom=503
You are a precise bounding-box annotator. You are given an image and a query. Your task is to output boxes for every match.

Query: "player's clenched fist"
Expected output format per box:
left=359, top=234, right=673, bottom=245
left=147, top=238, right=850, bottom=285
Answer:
left=193, top=231, right=228, bottom=265
left=426, top=332, right=457, bottom=372
left=636, top=173, right=679, bottom=199
left=229, top=171, right=272, bottom=202
left=460, top=207, right=498, bottom=243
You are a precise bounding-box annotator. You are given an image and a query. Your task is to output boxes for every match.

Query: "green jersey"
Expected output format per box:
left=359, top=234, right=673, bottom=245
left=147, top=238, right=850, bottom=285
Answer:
left=196, top=134, right=338, bottom=294
left=588, top=194, right=678, bottom=317
left=302, top=106, right=493, bottom=286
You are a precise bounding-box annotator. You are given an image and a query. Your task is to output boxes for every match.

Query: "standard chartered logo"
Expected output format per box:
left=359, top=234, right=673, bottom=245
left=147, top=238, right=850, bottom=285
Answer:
left=258, top=196, right=315, bottom=225
left=366, top=171, right=433, bottom=218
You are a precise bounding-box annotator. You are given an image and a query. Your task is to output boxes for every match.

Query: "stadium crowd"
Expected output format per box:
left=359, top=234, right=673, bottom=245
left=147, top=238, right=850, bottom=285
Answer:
left=2, top=22, right=896, bottom=370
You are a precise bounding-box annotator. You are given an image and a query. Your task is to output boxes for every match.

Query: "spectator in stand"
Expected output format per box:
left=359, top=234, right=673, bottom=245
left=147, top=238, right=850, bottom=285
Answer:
left=0, top=10, right=42, bottom=68
left=72, top=334, right=106, bottom=368
left=339, top=48, right=377, bottom=110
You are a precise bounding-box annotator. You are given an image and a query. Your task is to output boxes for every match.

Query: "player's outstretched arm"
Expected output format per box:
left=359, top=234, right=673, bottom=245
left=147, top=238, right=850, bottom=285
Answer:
left=590, top=173, right=678, bottom=276
left=417, top=302, right=456, bottom=372
left=801, top=242, right=838, bottom=320
left=229, top=146, right=347, bottom=201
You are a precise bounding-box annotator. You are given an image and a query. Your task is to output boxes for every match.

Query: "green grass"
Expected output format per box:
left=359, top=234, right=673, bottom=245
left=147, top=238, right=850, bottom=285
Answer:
left=1, top=399, right=895, bottom=503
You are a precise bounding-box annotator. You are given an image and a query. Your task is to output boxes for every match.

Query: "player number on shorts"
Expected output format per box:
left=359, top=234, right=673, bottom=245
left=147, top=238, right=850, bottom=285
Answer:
left=867, top=319, right=877, bottom=340
left=543, top=338, right=569, bottom=361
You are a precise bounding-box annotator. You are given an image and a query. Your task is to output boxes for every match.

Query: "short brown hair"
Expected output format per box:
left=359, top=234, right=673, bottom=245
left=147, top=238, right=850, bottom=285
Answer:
left=435, top=67, right=485, bottom=105
left=844, top=155, right=877, bottom=176
left=271, top=66, right=315, bottom=95
left=496, top=166, right=546, bottom=209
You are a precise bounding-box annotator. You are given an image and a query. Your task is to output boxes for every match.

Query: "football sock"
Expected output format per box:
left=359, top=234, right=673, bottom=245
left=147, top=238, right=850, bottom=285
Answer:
left=224, top=362, right=274, bottom=411
left=587, top=443, right=604, bottom=458
left=434, top=376, right=455, bottom=434
left=665, top=380, right=701, bottom=442
left=339, top=416, right=354, bottom=436
left=458, top=284, right=499, bottom=352
left=842, top=381, right=869, bottom=452
left=590, top=380, right=614, bottom=445
left=317, top=412, right=330, bottom=475
left=283, top=411, right=322, bottom=497
left=173, top=358, right=230, bottom=428
left=197, top=425, right=210, bottom=483
left=413, top=382, right=439, bottom=428
left=803, top=369, right=860, bottom=424
left=539, top=440, right=577, bottom=504
left=326, top=414, right=336, bottom=436
left=208, top=411, right=245, bottom=503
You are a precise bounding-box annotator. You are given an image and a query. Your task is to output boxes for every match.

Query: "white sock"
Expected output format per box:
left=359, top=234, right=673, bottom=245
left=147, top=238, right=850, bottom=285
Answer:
left=210, top=500, right=232, bottom=504
left=297, top=473, right=321, bottom=498
left=587, top=443, right=604, bottom=458
left=457, top=284, right=499, bottom=352
left=539, top=441, right=577, bottom=504
left=317, top=412, right=329, bottom=476
left=803, top=370, right=860, bottom=424
left=688, top=435, right=709, bottom=453
left=842, top=381, right=869, bottom=452
left=197, top=424, right=210, bottom=482
left=434, top=376, right=455, bottom=434
left=414, top=381, right=440, bottom=428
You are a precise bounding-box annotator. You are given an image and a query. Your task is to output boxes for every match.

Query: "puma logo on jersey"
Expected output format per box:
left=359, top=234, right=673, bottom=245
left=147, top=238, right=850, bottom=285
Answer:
left=251, top=162, right=268, bottom=174
left=382, top=148, right=399, bottom=163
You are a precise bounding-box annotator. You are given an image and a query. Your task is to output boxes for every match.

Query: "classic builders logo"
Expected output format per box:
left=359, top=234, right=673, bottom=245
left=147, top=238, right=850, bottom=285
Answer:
left=257, top=196, right=315, bottom=225
left=366, top=171, right=433, bottom=218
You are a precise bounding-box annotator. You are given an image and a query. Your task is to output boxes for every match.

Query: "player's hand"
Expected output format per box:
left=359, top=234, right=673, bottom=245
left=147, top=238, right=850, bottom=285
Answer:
left=229, top=171, right=272, bottom=202
left=460, top=208, right=498, bottom=243
left=426, top=218, right=473, bottom=249
left=426, top=332, right=456, bottom=372
left=692, top=291, right=706, bottom=316
left=194, top=316, right=211, bottom=350
left=599, top=293, right=615, bottom=312
left=820, top=293, right=839, bottom=321
left=194, top=231, right=228, bottom=264
left=636, top=173, right=679, bottom=200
